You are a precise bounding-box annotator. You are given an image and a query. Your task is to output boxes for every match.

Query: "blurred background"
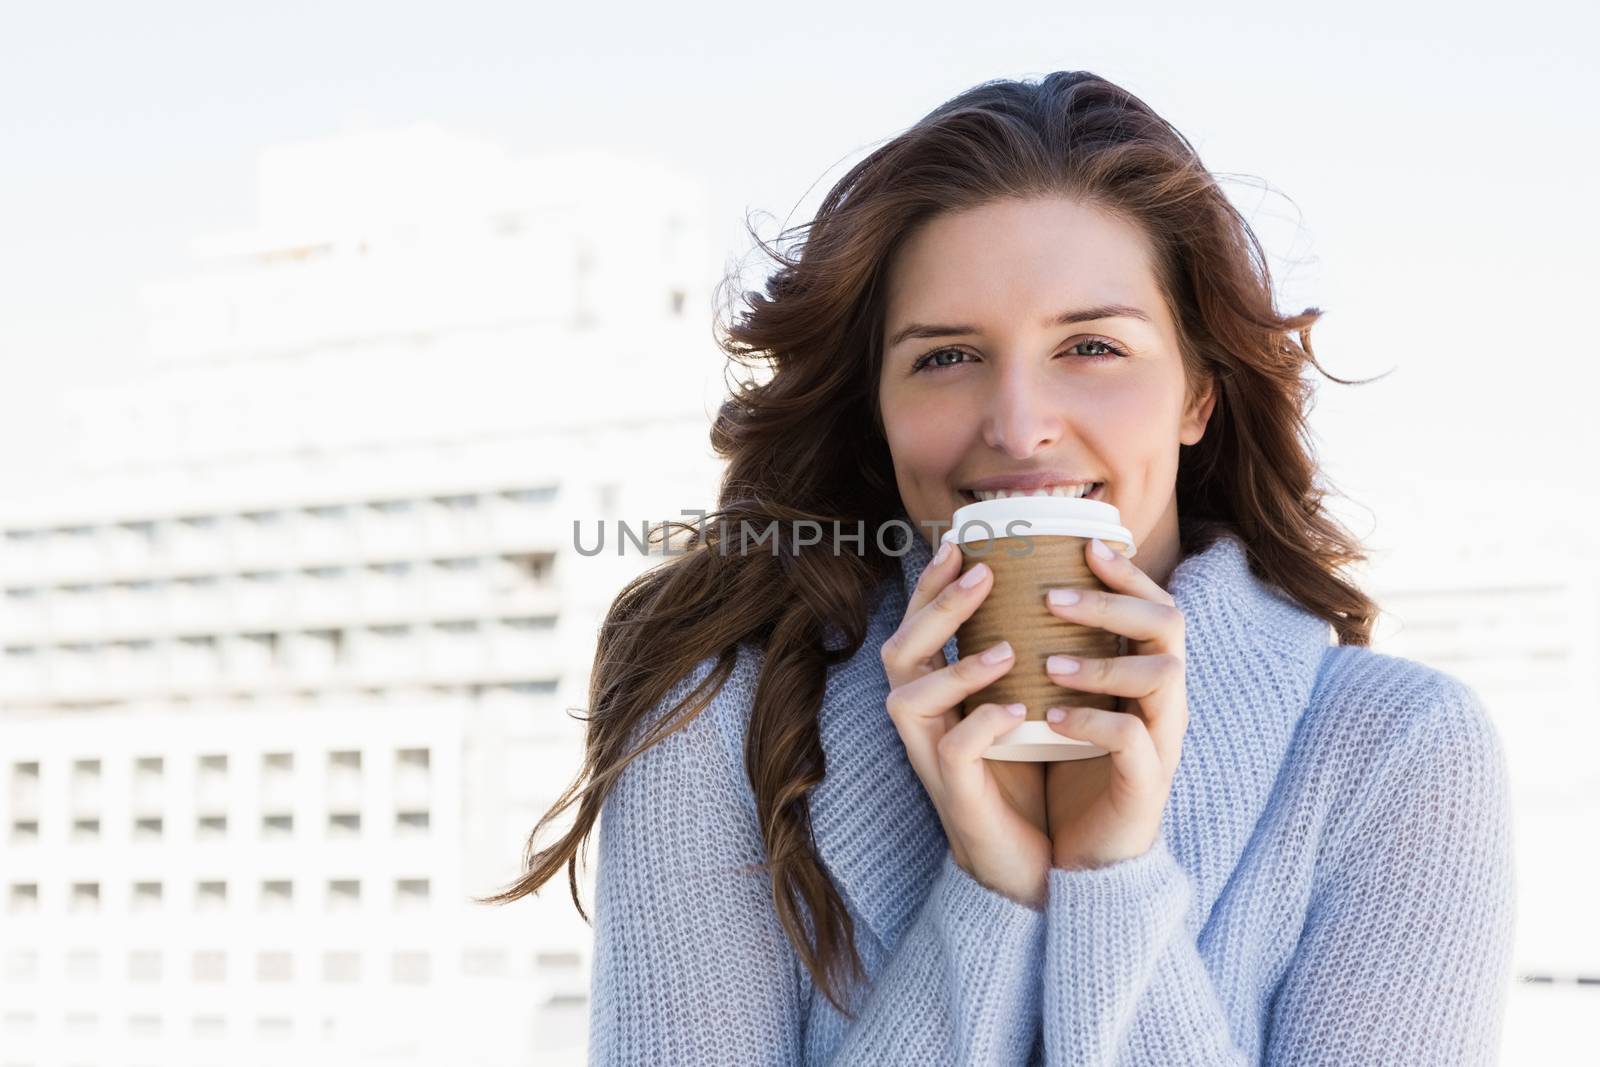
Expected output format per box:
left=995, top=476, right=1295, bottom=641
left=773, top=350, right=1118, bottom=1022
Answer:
left=1, top=2, right=1595, bottom=1064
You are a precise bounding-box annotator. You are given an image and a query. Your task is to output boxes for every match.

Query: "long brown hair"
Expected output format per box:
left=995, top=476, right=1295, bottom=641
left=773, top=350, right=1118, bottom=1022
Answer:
left=475, top=70, right=1384, bottom=1017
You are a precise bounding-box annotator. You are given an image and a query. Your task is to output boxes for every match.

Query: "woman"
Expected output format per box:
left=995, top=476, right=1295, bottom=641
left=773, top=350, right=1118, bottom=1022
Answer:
left=480, top=71, right=1516, bottom=1064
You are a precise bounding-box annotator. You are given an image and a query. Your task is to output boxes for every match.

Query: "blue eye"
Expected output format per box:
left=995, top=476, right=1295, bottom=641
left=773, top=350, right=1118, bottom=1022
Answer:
left=910, top=337, right=1128, bottom=374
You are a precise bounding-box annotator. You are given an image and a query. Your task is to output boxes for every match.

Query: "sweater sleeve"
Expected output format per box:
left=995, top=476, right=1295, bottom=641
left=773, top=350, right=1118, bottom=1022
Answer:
left=1262, top=677, right=1517, bottom=1065
left=587, top=666, right=1048, bottom=1066
left=1036, top=677, right=1517, bottom=1066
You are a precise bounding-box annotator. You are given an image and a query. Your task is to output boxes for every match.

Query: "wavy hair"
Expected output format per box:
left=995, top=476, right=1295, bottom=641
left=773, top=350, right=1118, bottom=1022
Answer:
left=476, top=70, right=1384, bottom=1017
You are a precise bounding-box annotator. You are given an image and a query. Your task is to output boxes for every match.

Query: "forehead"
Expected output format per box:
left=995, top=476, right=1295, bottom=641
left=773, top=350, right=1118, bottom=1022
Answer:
left=883, top=197, right=1164, bottom=327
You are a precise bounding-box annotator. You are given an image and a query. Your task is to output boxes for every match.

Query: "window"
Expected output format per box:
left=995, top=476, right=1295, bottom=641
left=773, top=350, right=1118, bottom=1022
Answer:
left=8, top=760, right=40, bottom=808
left=64, top=1010, right=99, bottom=1035
left=4, top=949, right=38, bottom=981
left=1, top=1010, right=37, bottom=1036
left=132, top=882, right=163, bottom=911
left=7, top=883, right=38, bottom=914
left=395, top=878, right=430, bottom=909
left=392, top=951, right=431, bottom=985
left=535, top=949, right=582, bottom=972
left=328, top=812, right=361, bottom=837
left=70, top=881, right=100, bottom=912
left=502, top=487, right=556, bottom=505
left=192, top=952, right=227, bottom=983
left=462, top=948, right=509, bottom=978
left=128, top=950, right=162, bottom=983
left=196, top=814, right=227, bottom=839
left=328, top=749, right=362, bottom=808
left=396, top=810, right=430, bottom=835
left=262, top=813, right=293, bottom=838
left=327, top=879, right=360, bottom=911
left=133, top=816, right=163, bottom=841
left=504, top=551, right=555, bottom=582
left=72, top=817, right=100, bottom=842
left=323, top=950, right=361, bottom=983
left=8, top=819, right=38, bottom=844
left=71, top=758, right=101, bottom=808
left=256, top=952, right=293, bottom=982
left=196, top=880, right=227, bottom=911
left=66, top=949, right=100, bottom=980
left=132, top=756, right=164, bottom=815
left=260, top=880, right=293, bottom=912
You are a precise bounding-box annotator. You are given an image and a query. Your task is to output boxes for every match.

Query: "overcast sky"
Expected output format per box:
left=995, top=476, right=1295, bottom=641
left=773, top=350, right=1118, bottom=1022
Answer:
left=2, top=0, right=1595, bottom=534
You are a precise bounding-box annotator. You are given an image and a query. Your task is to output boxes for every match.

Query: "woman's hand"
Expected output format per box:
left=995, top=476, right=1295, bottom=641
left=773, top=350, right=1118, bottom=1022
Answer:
left=1041, top=537, right=1190, bottom=871
left=880, top=538, right=1052, bottom=909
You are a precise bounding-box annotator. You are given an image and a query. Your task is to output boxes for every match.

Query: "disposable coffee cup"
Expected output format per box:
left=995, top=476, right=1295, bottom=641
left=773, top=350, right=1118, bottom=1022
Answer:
left=941, top=495, right=1137, bottom=762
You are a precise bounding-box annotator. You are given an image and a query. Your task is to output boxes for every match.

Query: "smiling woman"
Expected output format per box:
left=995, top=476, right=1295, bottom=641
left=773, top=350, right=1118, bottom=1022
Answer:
left=878, top=197, right=1213, bottom=591
left=478, top=71, right=1515, bottom=1066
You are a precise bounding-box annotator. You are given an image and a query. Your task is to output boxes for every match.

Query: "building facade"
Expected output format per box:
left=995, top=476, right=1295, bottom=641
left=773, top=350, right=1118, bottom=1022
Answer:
left=1, top=124, right=726, bottom=1067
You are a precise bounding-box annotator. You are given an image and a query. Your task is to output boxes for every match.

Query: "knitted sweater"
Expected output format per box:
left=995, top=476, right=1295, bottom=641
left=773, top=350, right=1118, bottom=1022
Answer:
left=586, top=524, right=1517, bottom=1065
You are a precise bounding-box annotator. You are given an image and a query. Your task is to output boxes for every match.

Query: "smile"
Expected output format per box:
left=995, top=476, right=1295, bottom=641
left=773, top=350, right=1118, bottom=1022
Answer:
left=958, top=483, right=1105, bottom=504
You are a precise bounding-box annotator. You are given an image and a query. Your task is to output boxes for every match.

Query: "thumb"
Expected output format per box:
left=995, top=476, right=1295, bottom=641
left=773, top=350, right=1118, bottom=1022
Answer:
left=1047, top=705, right=1162, bottom=785
left=939, top=701, right=1027, bottom=800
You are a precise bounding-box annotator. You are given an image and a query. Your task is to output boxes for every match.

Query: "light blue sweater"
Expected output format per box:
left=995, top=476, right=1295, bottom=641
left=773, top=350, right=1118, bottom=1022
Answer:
left=586, top=524, right=1517, bottom=1064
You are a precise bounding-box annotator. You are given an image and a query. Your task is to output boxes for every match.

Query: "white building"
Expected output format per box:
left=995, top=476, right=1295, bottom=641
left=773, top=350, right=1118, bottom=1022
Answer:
left=0, top=124, right=727, bottom=1067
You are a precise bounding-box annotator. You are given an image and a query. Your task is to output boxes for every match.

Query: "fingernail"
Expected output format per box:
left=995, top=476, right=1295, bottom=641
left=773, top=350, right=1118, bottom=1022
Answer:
left=1047, top=655, right=1079, bottom=675
left=1091, top=538, right=1115, bottom=561
left=1007, top=703, right=1026, bottom=717
left=958, top=562, right=989, bottom=589
left=980, top=640, right=1013, bottom=665
left=932, top=539, right=951, bottom=566
left=1047, top=588, right=1080, bottom=607
left=1046, top=707, right=1066, bottom=723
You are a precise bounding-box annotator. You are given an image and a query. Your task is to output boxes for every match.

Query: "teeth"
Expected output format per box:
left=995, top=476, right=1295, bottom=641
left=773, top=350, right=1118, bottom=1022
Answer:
left=968, top=484, right=1098, bottom=502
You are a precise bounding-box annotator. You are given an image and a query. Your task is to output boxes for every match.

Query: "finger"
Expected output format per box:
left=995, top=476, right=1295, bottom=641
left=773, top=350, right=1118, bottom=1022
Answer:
left=886, top=640, right=1016, bottom=779
left=1085, top=537, right=1176, bottom=608
left=1043, top=705, right=1164, bottom=789
left=1046, top=650, right=1188, bottom=763
left=936, top=701, right=1028, bottom=807
left=1044, top=586, right=1185, bottom=653
left=1044, top=650, right=1184, bottom=706
left=905, top=535, right=962, bottom=616
left=881, top=559, right=993, bottom=684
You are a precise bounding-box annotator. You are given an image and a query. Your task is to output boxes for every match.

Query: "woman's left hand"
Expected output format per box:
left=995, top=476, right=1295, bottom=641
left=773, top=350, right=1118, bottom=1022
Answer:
left=1041, top=537, right=1190, bottom=870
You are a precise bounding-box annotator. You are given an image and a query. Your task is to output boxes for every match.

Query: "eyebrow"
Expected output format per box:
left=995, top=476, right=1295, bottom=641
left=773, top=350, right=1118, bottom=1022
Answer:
left=887, top=303, right=1154, bottom=350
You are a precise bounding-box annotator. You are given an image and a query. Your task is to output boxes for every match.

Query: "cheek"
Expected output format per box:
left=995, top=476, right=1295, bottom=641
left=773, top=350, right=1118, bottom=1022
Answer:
left=1079, top=376, right=1185, bottom=441
left=882, top=395, right=972, bottom=472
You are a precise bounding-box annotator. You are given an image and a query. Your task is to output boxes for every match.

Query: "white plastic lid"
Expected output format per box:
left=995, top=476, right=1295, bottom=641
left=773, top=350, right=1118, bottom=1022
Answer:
left=940, top=495, right=1137, bottom=558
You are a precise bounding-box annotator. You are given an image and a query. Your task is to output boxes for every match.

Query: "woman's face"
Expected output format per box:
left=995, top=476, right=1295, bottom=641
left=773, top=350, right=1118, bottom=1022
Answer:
left=876, top=195, right=1215, bottom=590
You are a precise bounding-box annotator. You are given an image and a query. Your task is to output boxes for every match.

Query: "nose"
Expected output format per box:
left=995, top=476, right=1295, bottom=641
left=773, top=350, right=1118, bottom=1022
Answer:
left=981, top=361, right=1064, bottom=458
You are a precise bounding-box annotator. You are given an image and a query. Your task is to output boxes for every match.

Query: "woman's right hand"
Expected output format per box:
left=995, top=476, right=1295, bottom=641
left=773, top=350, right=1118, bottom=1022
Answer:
left=879, top=538, right=1052, bottom=910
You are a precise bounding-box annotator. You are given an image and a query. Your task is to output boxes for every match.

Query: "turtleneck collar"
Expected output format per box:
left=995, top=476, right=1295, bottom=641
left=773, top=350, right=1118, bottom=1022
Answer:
left=805, top=516, right=1335, bottom=952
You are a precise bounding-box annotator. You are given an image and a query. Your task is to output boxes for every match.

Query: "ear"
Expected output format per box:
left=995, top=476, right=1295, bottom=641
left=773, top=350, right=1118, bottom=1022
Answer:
left=1179, top=375, right=1217, bottom=447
